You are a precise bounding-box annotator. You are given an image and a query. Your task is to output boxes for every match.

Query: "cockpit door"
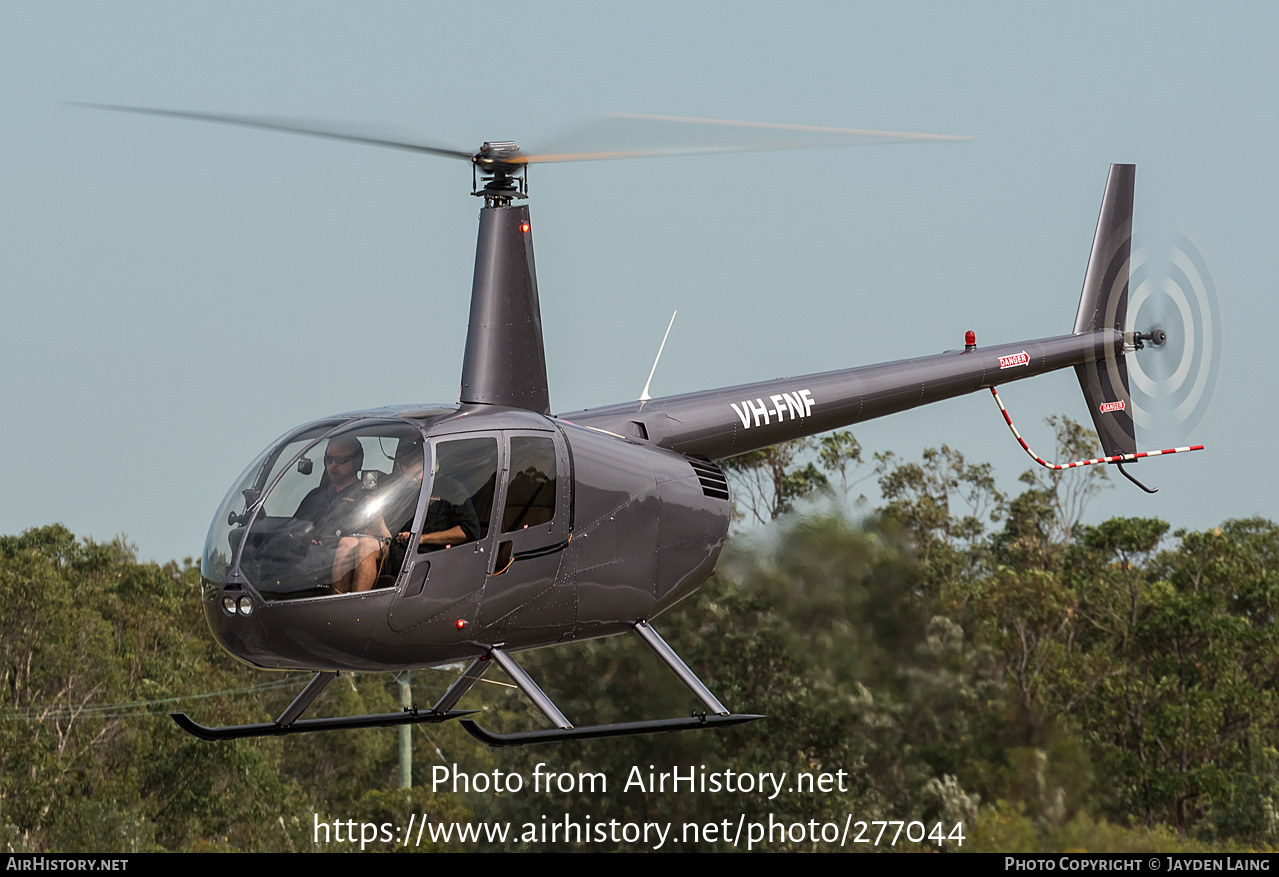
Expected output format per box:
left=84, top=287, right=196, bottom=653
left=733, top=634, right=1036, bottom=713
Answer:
left=386, top=434, right=501, bottom=635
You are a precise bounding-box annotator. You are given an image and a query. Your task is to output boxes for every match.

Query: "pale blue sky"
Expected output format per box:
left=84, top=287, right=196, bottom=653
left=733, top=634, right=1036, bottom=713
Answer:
left=1, top=2, right=1272, bottom=561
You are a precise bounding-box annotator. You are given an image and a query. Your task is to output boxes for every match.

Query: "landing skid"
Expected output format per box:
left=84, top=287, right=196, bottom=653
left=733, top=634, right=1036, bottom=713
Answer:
left=171, top=708, right=475, bottom=741
left=458, top=621, right=765, bottom=748
left=171, top=670, right=474, bottom=741
left=460, top=714, right=764, bottom=748
left=173, top=622, right=763, bottom=745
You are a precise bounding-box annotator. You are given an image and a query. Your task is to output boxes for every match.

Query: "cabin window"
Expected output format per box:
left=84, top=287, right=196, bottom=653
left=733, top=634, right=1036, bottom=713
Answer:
left=416, top=437, right=499, bottom=553
left=501, top=436, right=557, bottom=532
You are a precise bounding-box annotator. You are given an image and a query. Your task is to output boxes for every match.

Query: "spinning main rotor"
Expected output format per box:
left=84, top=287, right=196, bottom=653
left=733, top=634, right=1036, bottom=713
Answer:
left=77, top=103, right=968, bottom=204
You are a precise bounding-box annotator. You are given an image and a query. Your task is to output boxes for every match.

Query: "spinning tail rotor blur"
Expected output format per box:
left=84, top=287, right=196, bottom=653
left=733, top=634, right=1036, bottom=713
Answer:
left=1128, top=230, right=1223, bottom=445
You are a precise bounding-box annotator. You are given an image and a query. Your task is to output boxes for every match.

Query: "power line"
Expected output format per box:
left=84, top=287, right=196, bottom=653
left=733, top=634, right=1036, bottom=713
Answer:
left=0, top=664, right=517, bottom=722
left=0, top=676, right=305, bottom=721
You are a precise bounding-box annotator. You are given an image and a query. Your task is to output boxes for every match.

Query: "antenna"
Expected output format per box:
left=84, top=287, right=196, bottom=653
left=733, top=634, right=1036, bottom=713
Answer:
left=639, top=311, right=678, bottom=403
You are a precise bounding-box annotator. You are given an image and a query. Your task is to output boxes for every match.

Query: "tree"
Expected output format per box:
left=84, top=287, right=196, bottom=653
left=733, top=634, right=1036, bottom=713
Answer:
left=1071, top=519, right=1279, bottom=839
left=719, top=430, right=864, bottom=526
left=7, top=424, right=1279, bottom=851
left=1015, top=415, right=1112, bottom=546
left=874, top=444, right=1006, bottom=589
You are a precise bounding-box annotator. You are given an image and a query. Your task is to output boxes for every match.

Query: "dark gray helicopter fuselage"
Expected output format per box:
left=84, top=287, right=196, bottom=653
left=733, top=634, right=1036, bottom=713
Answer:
left=207, top=330, right=1120, bottom=673
left=208, top=405, right=731, bottom=672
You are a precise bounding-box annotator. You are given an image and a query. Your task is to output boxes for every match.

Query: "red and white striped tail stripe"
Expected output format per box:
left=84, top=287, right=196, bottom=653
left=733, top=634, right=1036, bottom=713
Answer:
left=989, top=386, right=1203, bottom=470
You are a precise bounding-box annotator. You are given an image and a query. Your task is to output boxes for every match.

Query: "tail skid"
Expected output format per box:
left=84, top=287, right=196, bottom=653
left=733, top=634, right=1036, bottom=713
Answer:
left=989, top=385, right=1203, bottom=492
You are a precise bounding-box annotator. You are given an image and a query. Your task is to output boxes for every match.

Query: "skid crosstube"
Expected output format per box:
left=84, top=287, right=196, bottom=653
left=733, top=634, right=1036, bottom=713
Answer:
left=173, top=622, right=764, bottom=745
left=458, top=621, right=765, bottom=748
left=171, top=669, right=474, bottom=741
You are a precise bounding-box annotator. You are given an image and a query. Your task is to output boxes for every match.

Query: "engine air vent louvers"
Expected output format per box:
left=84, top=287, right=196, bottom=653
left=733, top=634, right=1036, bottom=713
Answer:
left=688, top=459, right=730, bottom=501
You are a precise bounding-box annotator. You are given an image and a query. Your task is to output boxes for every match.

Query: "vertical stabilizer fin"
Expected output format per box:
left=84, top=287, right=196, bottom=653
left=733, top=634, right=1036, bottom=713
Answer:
left=1073, top=164, right=1136, bottom=457
left=460, top=204, right=551, bottom=414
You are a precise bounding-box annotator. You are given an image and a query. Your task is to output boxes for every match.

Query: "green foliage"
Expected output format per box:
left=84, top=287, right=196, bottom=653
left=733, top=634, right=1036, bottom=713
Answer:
left=964, top=804, right=1218, bottom=854
left=0, top=524, right=483, bottom=852
left=875, top=444, right=1005, bottom=591
left=1016, top=415, right=1112, bottom=545
left=720, top=430, right=863, bottom=526
left=5, top=428, right=1279, bottom=852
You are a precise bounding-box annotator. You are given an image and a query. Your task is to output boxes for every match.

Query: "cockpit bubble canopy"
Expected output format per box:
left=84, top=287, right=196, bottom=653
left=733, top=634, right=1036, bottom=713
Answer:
left=202, top=419, right=428, bottom=601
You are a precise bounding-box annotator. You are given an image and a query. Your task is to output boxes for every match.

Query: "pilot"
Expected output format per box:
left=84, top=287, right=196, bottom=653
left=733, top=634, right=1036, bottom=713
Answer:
left=294, top=434, right=386, bottom=593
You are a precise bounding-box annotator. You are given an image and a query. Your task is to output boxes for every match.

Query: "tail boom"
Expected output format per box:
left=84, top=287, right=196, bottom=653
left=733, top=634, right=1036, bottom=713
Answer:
left=560, top=165, right=1167, bottom=470
left=559, top=329, right=1124, bottom=461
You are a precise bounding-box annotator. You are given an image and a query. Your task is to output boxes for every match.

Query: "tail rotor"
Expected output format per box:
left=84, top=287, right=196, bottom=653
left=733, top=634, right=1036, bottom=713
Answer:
left=1127, top=230, right=1222, bottom=443
left=992, top=168, right=1209, bottom=493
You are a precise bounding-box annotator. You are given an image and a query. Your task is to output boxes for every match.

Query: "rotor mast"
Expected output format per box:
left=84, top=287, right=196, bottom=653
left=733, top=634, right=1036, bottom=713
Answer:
left=458, top=141, right=551, bottom=414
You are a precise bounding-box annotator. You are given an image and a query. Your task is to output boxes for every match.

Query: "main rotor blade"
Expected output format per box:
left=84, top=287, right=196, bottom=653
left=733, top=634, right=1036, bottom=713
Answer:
left=78, top=105, right=967, bottom=169
left=517, top=112, right=969, bottom=164
left=72, top=103, right=475, bottom=162
left=613, top=113, right=970, bottom=141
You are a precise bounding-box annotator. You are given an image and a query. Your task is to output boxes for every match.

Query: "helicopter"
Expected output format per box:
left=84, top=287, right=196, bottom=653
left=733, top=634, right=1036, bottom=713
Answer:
left=88, top=107, right=1203, bottom=746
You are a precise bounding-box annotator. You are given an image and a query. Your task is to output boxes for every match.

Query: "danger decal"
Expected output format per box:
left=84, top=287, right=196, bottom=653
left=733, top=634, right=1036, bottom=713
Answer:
left=1099, top=400, right=1126, bottom=413
left=998, top=351, right=1030, bottom=370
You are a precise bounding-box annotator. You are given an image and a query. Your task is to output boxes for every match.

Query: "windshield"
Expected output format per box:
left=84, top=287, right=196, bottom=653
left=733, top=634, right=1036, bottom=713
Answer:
left=202, top=419, right=426, bottom=601
left=201, top=421, right=343, bottom=597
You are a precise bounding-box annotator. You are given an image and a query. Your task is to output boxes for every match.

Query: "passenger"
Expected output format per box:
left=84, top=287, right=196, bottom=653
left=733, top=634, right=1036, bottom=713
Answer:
left=418, top=474, right=481, bottom=549
left=384, top=439, right=426, bottom=540
left=391, top=444, right=481, bottom=552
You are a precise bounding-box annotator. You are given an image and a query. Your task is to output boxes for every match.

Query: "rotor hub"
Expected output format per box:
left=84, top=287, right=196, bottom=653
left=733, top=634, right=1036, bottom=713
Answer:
left=1126, top=328, right=1167, bottom=351
left=472, top=141, right=528, bottom=204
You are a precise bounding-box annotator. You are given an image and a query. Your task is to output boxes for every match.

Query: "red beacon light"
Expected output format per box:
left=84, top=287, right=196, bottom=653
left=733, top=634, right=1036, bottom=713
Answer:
left=964, top=330, right=977, bottom=351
